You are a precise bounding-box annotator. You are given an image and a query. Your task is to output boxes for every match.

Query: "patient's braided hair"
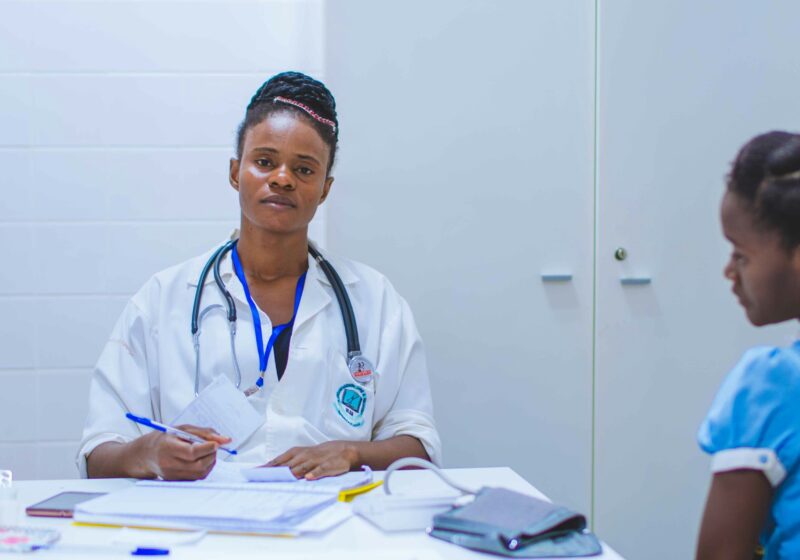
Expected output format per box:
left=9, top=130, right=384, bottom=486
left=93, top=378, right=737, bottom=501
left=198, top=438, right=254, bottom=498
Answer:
left=235, top=71, right=339, bottom=172
left=728, top=131, right=800, bottom=249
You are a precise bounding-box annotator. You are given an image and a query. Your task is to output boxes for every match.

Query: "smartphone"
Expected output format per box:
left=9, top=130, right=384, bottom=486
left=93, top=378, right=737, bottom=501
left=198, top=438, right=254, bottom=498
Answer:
left=25, top=491, right=106, bottom=518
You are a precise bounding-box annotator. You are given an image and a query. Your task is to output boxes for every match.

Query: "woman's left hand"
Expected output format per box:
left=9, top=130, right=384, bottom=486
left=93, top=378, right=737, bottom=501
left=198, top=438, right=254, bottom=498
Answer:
left=266, top=441, right=359, bottom=480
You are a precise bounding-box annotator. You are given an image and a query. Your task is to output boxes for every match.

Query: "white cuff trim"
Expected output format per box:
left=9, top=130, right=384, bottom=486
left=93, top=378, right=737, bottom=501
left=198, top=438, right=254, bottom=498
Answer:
left=711, top=447, right=786, bottom=487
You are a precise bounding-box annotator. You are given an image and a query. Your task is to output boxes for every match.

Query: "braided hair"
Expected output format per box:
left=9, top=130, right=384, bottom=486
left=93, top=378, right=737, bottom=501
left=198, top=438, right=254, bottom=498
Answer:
left=728, top=131, right=800, bottom=249
left=235, top=71, right=339, bottom=172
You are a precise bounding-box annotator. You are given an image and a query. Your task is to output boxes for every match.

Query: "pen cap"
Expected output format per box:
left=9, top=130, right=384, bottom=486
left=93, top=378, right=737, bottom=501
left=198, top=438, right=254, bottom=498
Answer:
left=0, top=471, right=20, bottom=525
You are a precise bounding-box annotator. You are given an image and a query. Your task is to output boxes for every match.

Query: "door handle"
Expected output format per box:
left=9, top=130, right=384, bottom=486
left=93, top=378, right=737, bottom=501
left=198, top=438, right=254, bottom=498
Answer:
left=541, top=274, right=573, bottom=282
left=620, top=277, right=652, bottom=286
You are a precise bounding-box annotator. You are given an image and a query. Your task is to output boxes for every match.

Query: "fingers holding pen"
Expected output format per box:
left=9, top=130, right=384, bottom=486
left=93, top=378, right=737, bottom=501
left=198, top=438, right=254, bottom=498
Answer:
left=173, top=438, right=218, bottom=462
left=138, top=431, right=221, bottom=481
left=176, top=424, right=232, bottom=446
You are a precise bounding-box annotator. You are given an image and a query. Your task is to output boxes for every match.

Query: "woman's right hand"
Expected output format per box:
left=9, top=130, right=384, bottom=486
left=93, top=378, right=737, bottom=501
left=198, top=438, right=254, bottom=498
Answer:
left=132, top=425, right=231, bottom=481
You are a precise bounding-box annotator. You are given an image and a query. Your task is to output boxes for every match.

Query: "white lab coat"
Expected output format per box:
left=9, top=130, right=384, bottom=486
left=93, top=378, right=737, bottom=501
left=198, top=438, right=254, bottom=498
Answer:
left=77, top=242, right=441, bottom=477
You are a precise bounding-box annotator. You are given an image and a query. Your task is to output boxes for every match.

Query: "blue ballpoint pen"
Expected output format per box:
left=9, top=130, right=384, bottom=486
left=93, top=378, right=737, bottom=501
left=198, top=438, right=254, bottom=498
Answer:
left=125, top=413, right=237, bottom=455
left=131, top=547, right=170, bottom=556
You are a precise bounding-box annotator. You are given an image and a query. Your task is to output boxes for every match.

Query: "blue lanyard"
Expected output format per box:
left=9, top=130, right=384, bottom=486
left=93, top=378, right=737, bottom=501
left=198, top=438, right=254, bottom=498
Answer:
left=231, top=242, right=306, bottom=388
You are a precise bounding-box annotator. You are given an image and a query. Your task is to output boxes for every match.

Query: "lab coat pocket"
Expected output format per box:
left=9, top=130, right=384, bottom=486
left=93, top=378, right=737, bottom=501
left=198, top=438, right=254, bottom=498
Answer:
left=323, top=348, right=376, bottom=442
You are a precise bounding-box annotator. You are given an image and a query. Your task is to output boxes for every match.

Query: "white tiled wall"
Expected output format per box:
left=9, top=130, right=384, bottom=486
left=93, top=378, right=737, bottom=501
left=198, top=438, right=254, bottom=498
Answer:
left=0, top=0, right=325, bottom=479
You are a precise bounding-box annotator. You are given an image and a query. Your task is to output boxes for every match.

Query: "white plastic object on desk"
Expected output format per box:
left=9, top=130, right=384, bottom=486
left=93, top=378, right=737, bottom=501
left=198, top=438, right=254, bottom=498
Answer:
left=0, top=470, right=20, bottom=526
left=353, top=494, right=458, bottom=532
left=352, top=458, right=475, bottom=532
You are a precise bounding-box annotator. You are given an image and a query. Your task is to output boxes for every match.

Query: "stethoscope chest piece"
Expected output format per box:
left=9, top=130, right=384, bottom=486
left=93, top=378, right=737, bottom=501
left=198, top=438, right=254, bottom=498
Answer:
left=348, top=353, right=375, bottom=384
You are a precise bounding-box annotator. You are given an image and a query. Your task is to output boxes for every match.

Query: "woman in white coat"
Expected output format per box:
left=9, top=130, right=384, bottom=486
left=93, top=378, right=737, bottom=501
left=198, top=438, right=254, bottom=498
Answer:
left=79, top=72, right=441, bottom=481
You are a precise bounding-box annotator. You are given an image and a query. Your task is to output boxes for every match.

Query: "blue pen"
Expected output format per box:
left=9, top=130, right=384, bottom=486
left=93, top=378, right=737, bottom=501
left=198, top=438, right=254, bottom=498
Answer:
left=131, top=547, right=170, bottom=556
left=126, top=413, right=237, bottom=455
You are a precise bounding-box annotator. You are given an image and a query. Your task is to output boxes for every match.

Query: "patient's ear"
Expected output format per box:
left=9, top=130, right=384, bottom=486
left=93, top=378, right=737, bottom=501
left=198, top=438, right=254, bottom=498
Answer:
left=229, top=158, right=241, bottom=191
left=319, top=176, right=334, bottom=204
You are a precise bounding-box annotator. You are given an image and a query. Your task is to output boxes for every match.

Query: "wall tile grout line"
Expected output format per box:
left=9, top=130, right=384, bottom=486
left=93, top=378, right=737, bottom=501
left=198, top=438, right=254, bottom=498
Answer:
left=0, top=146, right=233, bottom=151
left=0, top=368, right=91, bottom=372
left=0, top=70, right=323, bottom=77
left=0, top=441, right=80, bottom=446
left=0, top=0, right=318, bottom=4
left=0, top=294, right=133, bottom=299
left=0, top=220, right=236, bottom=226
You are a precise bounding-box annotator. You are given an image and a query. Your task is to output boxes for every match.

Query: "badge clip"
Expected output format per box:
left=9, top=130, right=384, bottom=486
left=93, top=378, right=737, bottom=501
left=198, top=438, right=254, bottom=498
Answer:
left=348, top=353, right=375, bottom=384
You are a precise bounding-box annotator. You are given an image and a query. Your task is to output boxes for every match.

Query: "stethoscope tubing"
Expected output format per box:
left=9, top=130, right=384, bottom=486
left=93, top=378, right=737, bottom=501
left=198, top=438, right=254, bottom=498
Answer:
left=308, top=244, right=360, bottom=355
left=191, top=240, right=235, bottom=335
left=213, top=241, right=237, bottom=324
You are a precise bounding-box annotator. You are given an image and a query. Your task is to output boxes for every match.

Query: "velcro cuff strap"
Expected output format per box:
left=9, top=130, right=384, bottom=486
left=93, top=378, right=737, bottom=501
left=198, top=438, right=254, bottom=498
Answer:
left=711, top=447, right=786, bottom=487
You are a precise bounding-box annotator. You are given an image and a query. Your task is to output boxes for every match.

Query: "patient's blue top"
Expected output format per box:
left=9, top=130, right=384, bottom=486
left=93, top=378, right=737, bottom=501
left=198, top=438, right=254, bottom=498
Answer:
left=698, top=340, right=800, bottom=560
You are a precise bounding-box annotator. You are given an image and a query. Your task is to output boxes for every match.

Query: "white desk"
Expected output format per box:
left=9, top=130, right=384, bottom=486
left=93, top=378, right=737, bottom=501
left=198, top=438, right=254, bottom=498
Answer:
left=13, top=468, right=624, bottom=559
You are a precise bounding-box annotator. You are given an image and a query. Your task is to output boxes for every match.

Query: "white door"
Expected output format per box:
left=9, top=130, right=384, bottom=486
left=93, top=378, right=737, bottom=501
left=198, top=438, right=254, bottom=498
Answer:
left=326, top=0, right=597, bottom=514
left=595, top=2, right=800, bottom=558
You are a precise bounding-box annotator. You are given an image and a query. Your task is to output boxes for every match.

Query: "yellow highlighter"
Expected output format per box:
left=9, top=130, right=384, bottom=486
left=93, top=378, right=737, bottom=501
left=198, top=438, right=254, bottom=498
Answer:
left=338, top=480, right=383, bottom=502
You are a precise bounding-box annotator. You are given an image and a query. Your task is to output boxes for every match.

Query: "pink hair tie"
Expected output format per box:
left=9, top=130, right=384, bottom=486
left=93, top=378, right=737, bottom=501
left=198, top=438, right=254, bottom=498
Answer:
left=273, top=96, right=337, bottom=133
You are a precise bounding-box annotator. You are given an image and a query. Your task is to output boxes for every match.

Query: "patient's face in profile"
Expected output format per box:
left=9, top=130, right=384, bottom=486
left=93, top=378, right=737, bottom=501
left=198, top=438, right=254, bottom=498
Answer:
left=721, top=191, right=800, bottom=326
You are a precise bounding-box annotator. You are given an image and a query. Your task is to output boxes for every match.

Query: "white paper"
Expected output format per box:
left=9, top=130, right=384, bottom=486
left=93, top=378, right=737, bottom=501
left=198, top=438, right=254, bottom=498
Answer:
left=242, top=466, right=297, bottom=482
left=204, top=460, right=258, bottom=483
left=202, top=464, right=375, bottom=496
left=171, top=375, right=263, bottom=449
left=191, top=469, right=374, bottom=495
left=293, top=501, right=353, bottom=533
left=75, top=484, right=337, bottom=533
left=287, top=470, right=374, bottom=492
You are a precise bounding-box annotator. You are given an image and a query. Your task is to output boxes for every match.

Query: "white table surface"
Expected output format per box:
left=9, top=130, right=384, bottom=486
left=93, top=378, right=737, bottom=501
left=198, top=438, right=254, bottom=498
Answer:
left=10, top=467, right=624, bottom=559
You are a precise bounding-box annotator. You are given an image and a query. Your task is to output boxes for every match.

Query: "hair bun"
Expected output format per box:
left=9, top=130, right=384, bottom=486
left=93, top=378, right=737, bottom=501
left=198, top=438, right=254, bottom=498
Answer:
left=235, top=71, right=339, bottom=171
left=248, top=71, right=336, bottom=119
left=767, top=135, right=800, bottom=178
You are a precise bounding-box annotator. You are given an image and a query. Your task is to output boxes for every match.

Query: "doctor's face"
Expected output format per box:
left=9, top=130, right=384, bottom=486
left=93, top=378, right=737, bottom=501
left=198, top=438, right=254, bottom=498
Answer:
left=229, top=112, right=334, bottom=236
left=721, top=191, right=800, bottom=326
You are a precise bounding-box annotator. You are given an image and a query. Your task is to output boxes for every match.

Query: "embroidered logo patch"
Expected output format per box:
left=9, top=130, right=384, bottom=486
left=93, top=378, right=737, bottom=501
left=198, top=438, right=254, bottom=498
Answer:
left=334, top=383, right=367, bottom=427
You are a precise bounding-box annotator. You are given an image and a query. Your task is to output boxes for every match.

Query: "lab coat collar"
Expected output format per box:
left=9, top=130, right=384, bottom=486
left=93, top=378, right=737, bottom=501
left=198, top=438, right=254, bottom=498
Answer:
left=186, top=244, right=235, bottom=289
left=308, top=241, right=359, bottom=287
left=186, top=239, right=359, bottom=289
left=186, top=240, right=358, bottom=334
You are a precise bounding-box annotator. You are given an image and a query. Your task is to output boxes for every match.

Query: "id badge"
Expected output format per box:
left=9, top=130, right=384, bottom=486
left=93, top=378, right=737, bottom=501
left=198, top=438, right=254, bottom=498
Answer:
left=171, top=375, right=263, bottom=450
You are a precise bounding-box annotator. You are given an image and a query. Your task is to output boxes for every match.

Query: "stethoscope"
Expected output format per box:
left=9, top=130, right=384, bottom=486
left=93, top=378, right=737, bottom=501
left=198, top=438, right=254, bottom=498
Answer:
left=190, top=239, right=375, bottom=397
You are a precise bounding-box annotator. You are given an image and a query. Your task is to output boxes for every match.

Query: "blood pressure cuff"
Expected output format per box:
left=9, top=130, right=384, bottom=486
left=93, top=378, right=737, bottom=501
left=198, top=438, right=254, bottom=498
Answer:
left=428, top=487, right=602, bottom=557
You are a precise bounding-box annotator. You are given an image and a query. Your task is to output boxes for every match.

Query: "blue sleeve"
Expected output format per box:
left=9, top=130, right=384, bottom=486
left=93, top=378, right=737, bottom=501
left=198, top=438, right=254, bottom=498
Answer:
left=698, top=346, right=800, bottom=475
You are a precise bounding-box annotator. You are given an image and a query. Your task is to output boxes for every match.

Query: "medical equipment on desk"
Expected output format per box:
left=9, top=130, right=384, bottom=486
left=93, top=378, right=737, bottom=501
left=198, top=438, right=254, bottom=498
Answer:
left=353, top=458, right=474, bottom=532
left=190, top=239, right=375, bottom=396
left=355, top=459, right=602, bottom=557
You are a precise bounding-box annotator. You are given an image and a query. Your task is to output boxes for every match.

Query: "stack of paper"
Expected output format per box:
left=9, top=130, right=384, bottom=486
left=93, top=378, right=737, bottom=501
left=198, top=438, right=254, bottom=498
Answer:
left=73, top=483, right=339, bottom=534
left=74, top=463, right=382, bottom=534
